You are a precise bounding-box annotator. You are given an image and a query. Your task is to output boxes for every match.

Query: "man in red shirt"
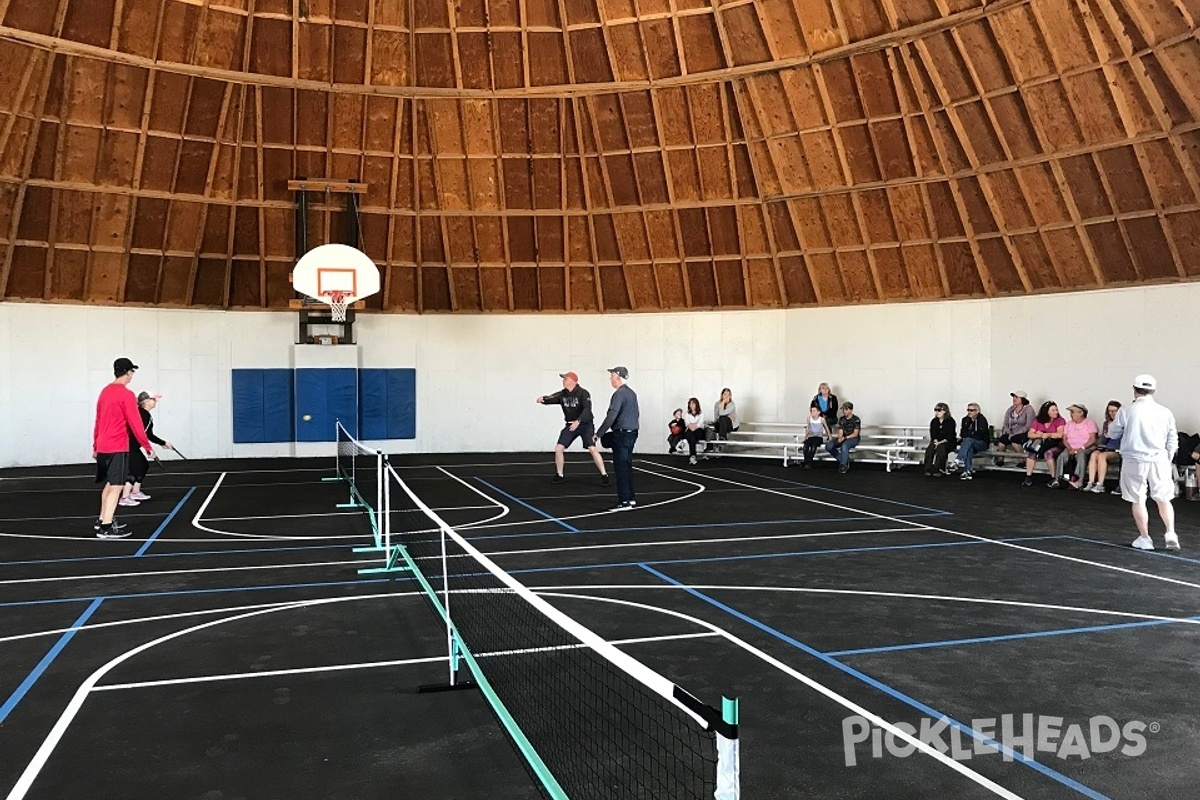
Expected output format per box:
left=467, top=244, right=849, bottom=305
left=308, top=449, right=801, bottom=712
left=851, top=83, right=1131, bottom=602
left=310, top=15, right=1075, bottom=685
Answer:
left=94, top=357, right=155, bottom=538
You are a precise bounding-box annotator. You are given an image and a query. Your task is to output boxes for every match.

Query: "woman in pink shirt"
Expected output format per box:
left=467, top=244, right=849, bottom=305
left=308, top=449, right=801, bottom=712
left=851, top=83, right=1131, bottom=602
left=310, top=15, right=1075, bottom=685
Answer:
left=1059, top=403, right=1099, bottom=489
left=1022, top=401, right=1065, bottom=487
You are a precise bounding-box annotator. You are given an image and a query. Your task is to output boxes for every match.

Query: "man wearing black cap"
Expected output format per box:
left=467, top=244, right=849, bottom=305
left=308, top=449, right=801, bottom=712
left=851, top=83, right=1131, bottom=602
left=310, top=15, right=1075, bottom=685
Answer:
left=594, top=367, right=639, bottom=511
left=536, top=371, right=609, bottom=485
left=93, top=358, right=155, bottom=538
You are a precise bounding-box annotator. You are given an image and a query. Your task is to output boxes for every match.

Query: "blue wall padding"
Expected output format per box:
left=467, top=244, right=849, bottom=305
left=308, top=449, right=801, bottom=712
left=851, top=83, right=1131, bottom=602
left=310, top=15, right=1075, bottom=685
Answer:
left=360, top=368, right=417, bottom=440
left=232, top=369, right=294, bottom=443
left=295, top=367, right=359, bottom=442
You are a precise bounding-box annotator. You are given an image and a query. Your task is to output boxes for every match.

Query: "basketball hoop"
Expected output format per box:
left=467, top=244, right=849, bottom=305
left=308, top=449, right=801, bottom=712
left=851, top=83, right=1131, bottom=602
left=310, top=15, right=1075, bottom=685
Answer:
left=323, top=290, right=350, bottom=322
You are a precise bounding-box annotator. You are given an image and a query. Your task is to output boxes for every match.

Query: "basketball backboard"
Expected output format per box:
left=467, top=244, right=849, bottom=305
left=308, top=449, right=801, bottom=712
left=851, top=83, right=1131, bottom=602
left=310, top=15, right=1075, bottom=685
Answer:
left=291, top=244, right=381, bottom=305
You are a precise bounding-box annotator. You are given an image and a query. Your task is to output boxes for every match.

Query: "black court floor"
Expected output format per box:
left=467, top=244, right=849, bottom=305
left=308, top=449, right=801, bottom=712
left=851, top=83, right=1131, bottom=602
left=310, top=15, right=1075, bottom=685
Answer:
left=1, top=453, right=1198, bottom=800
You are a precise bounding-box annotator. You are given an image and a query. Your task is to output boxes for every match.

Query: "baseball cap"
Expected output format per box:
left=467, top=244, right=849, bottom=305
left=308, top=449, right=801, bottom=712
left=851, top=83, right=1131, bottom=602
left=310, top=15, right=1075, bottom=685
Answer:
left=559, top=371, right=579, bottom=383
left=840, top=401, right=854, bottom=410
left=1133, top=374, right=1156, bottom=391
left=137, top=391, right=161, bottom=403
left=608, top=366, right=629, bottom=379
left=1010, top=390, right=1027, bottom=399
left=113, top=357, right=138, bottom=375
left=1067, top=403, right=1088, bottom=415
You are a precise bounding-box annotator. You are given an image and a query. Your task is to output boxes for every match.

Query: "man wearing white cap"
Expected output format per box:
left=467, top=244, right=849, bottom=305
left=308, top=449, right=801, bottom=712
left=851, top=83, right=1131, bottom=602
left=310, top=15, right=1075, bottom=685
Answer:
left=1107, top=374, right=1180, bottom=550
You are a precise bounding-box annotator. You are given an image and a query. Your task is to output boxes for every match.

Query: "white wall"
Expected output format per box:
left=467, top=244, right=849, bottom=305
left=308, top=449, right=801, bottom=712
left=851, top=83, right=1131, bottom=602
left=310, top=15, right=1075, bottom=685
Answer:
left=0, top=303, right=785, bottom=466
left=782, top=282, right=1200, bottom=433
left=3, top=282, right=1196, bottom=468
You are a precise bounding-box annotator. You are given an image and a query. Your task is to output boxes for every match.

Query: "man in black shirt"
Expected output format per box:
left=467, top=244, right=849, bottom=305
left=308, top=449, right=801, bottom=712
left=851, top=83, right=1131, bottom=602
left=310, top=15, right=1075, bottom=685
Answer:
left=537, top=371, right=609, bottom=485
left=824, top=402, right=861, bottom=473
left=594, top=366, right=640, bottom=510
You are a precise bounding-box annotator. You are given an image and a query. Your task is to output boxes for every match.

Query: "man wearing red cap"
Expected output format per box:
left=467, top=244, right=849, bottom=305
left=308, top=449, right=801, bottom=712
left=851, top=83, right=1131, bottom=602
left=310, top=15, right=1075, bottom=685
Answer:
left=537, top=371, right=609, bottom=485
left=93, top=357, right=155, bottom=538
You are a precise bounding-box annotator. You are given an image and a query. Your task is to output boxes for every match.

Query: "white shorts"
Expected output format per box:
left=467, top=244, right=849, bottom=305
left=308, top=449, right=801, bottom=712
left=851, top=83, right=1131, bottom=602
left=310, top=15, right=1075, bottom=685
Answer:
left=1119, top=459, right=1175, bottom=504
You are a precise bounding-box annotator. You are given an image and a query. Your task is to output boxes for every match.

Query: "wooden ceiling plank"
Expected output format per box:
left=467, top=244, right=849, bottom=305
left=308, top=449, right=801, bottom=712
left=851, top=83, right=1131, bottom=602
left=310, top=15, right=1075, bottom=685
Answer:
left=192, top=81, right=236, bottom=305
left=0, top=49, right=56, bottom=299
left=914, top=34, right=1038, bottom=292
left=886, top=47, right=950, bottom=295
left=896, top=43, right=995, bottom=295
left=730, top=79, right=798, bottom=304
left=810, top=61, right=882, bottom=298
left=717, top=83, right=752, bottom=306
left=647, top=88, right=693, bottom=307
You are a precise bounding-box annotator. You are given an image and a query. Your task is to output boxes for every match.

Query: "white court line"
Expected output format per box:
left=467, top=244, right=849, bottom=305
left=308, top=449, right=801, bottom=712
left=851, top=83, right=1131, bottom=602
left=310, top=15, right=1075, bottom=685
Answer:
left=659, top=463, right=1200, bottom=592
left=203, top=504, right=498, bottom=523
left=528, top=584, right=1200, bottom=628
left=537, top=591, right=1025, bottom=800
left=455, top=464, right=706, bottom=530
left=93, top=632, right=718, bottom=692
left=481, top=527, right=918, bottom=558
left=190, top=472, right=365, bottom=541
left=434, top=465, right=511, bottom=526
left=0, top=559, right=368, bottom=586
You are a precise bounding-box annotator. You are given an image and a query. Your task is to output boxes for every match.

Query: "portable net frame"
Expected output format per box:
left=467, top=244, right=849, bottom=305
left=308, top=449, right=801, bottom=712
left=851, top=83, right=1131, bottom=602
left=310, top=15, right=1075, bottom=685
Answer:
left=333, top=421, right=384, bottom=550
left=379, top=461, right=740, bottom=800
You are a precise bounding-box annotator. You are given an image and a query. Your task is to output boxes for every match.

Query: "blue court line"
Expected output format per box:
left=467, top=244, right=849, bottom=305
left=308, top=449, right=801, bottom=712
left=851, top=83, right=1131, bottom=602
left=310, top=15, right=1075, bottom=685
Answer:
left=0, top=598, right=104, bottom=724
left=134, top=487, right=196, bottom=557
left=1065, top=535, right=1200, bottom=566
left=473, top=478, right=580, bottom=533
left=0, top=577, right=394, bottom=609
left=462, top=511, right=949, bottom=543
left=825, top=614, right=1200, bottom=657
left=722, top=466, right=953, bottom=515
left=639, top=563, right=1110, bottom=800
left=2, top=535, right=1060, bottom=610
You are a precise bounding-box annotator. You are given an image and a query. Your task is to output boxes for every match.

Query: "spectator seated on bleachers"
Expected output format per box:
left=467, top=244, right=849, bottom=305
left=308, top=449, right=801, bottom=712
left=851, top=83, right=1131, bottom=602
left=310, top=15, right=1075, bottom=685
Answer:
left=683, top=397, right=706, bottom=465
left=994, top=391, right=1034, bottom=465
left=825, top=402, right=861, bottom=473
left=956, top=403, right=990, bottom=480
left=1085, top=401, right=1122, bottom=493
left=1060, top=403, right=1099, bottom=489
left=801, top=404, right=831, bottom=469
left=668, top=408, right=685, bottom=454
left=811, top=383, right=839, bottom=431
left=1022, top=401, right=1065, bottom=487
left=714, top=388, right=739, bottom=440
left=923, top=403, right=956, bottom=477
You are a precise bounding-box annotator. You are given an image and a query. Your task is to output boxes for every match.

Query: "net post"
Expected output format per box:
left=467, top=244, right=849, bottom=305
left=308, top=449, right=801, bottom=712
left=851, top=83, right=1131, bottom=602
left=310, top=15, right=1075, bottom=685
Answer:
left=441, top=524, right=455, bottom=686
left=716, top=697, right=741, bottom=800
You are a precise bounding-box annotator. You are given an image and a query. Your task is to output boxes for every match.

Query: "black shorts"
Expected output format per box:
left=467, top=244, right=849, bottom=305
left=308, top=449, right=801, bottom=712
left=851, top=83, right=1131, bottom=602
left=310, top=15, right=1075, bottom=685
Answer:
left=95, top=451, right=130, bottom=486
left=996, top=433, right=1028, bottom=447
left=557, top=423, right=596, bottom=449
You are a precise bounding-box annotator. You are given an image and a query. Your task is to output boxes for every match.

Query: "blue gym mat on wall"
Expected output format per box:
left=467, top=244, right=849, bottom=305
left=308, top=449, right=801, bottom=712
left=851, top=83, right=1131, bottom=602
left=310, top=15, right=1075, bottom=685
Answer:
left=232, top=368, right=416, bottom=443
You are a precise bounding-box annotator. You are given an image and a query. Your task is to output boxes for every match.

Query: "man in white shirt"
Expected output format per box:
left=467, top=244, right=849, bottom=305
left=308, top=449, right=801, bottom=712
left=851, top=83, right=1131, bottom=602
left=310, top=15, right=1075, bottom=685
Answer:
left=1107, top=374, right=1179, bottom=551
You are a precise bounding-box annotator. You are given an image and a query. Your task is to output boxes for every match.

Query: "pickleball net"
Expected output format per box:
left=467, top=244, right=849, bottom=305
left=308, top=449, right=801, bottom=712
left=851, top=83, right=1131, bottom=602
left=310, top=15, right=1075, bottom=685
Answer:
left=334, top=421, right=385, bottom=548
left=381, top=461, right=740, bottom=800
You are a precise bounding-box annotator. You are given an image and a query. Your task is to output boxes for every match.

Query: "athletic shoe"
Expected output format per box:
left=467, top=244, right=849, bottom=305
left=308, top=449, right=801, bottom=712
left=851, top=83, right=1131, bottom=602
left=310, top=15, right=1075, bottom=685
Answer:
left=1088, top=483, right=1105, bottom=494
left=960, top=471, right=973, bottom=481
left=96, top=524, right=132, bottom=539
left=1067, top=478, right=1081, bottom=490
left=1021, top=477, right=1033, bottom=487
left=611, top=501, right=635, bottom=512
left=924, top=470, right=934, bottom=477
left=130, top=491, right=151, bottom=501
left=552, top=474, right=564, bottom=484
left=118, top=496, right=140, bottom=507
left=838, top=464, right=849, bottom=473
left=94, top=519, right=127, bottom=532
left=1131, top=535, right=1154, bottom=551
left=1164, top=532, right=1181, bottom=551
left=689, top=456, right=697, bottom=465
left=600, top=474, right=610, bottom=486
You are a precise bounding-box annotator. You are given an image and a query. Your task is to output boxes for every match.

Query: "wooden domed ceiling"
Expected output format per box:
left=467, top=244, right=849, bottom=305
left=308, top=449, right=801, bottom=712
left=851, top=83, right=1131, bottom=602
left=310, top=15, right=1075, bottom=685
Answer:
left=1, top=0, right=1199, bottom=313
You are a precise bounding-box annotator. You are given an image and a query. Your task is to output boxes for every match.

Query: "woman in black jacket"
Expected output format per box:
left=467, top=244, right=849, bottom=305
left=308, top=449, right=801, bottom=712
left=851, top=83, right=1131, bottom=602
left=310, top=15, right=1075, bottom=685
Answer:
left=811, top=382, right=839, bottom=429
left=923, top=402, right=957, bottom=476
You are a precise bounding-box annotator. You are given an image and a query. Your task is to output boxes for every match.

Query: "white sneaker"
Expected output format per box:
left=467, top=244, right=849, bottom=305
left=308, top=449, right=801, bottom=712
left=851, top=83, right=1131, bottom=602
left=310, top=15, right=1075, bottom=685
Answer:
left=1088, top=483, right=1105, bottom=494
left=1164, top=532, right=1181, bottom=551
left=689, top=456, right=697, bottom=465
left=117, top=496, right=140, bottom=507
left=1131, top=535, right=1155, bottom=551
left=130, top=491, right=151, bottom=501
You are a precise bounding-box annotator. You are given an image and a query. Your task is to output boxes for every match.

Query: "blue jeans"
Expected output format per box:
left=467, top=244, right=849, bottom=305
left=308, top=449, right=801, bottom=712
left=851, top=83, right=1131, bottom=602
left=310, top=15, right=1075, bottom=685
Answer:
left=825, top=438, right=859, bottom=466
left=957, top=438, right=989, bottom=472
left=611, top=430, right=638, bottom=503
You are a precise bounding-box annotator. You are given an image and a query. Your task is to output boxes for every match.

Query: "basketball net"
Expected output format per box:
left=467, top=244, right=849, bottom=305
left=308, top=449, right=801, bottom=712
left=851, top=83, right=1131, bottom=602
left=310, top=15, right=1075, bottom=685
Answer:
left=323, top=290, right=350, bottom=322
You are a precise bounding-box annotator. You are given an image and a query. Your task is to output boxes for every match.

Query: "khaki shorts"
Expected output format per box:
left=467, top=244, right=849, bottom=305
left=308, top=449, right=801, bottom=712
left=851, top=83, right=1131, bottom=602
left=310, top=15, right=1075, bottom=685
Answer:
left=1119, top=459, right=1175, bottom=504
